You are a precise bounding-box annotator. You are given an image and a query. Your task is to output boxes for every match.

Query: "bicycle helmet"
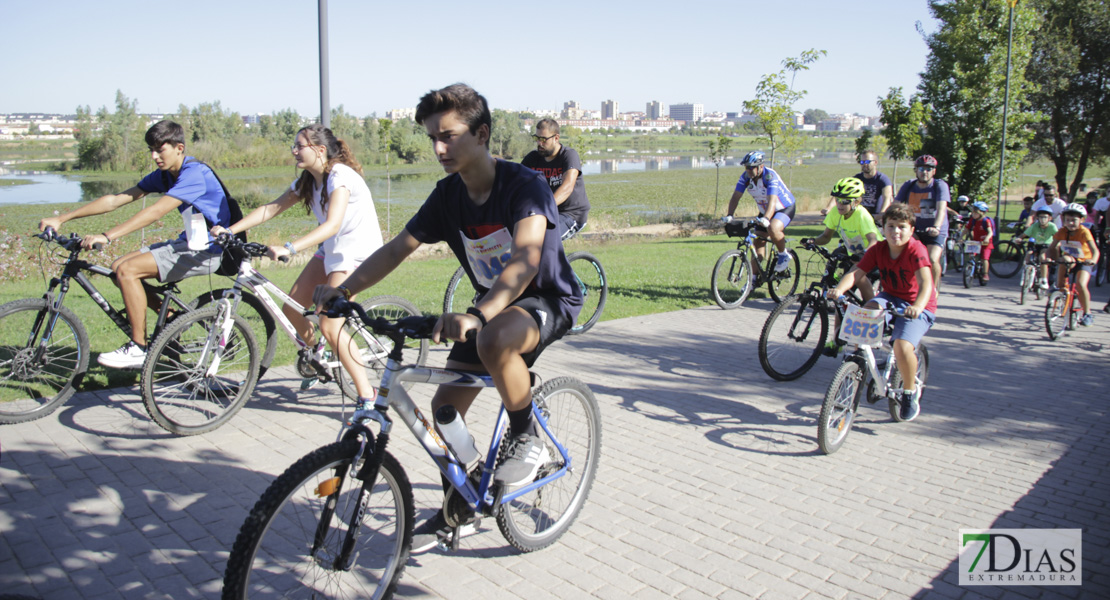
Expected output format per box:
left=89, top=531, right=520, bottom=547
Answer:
left=1062, top=202, right=1087, bottom=217
left=740, top=151, right=764, bottom=167
left=914, top=155, right=938, bottom=168
left=970, top=201, right=989, bottom=212
left=830, top=177, right=865, bottom=200
left=1035, top=207, right=1053, bottom=216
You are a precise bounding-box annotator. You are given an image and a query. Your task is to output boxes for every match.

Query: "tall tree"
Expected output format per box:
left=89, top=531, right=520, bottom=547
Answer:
left=877, top=87, right=931, bottom=185
left=917, top=0, right=1040, bottom=199
left=803, top=108, right=829, bottom=125
left=75, top=90, right=146, bottom=171
left=742, top=49, right=825, bottom=168
left=1025, top=0, right=1110, bottom=200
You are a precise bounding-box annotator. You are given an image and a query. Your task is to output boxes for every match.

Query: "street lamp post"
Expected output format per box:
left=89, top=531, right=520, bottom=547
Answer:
left=995, top=0, right=1017, bottom=240
left=319, top=0, right=330, bottom=128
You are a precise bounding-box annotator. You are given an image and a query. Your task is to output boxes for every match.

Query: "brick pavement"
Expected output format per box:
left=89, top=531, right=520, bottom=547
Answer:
left=0, top=273, right=1107, bottom=599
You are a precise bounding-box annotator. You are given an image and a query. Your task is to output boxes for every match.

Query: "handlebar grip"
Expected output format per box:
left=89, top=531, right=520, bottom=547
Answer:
left=464, top=328, right=477, bottom=342
left=91, top=243, right=105, bottom=251
left=278, top=255, right=291, bottom=263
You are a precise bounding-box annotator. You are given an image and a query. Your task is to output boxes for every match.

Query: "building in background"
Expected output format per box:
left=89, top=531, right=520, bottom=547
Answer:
left=646, top=101, right=662, bottom=120
left=669, top=103, right=704, bottom=122
left=601, top=99, right=619, bottom=120
left=562, top=100, right=584, bottom=120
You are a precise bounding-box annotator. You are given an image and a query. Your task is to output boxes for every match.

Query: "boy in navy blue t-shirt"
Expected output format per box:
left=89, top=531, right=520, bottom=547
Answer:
left=314, top=84, right=582, bottom=549
left=39, top=120, right=232, bottom=369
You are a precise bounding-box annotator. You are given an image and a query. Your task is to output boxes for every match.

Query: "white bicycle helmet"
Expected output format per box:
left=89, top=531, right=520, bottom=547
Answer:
left=1062, top=202, right=1087, bottom=217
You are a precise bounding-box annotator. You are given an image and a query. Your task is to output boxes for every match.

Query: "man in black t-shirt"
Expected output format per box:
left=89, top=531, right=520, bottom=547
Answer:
left=520, top=119, right=590, bottom=240
left=313, top=84, right=582, bottom=551
left=820, top=149, right=893, bottom=217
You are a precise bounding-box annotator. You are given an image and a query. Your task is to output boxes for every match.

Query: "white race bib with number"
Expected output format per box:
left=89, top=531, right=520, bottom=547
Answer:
left=182, top=206, right=210, bottom=251
left=1060, top=240, right=1082, bottom=259
left=461, top=227, right=514, bottom=289
left=964, top=241, right=981, bottom=255
left=839, top=304, right=885, bottom=348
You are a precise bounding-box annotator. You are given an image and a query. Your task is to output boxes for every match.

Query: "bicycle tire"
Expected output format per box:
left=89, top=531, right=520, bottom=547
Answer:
left=0, top=298, right=89, bottom=424
left=222, top=440, right=413, bottom=600
left=1019, top=265, right=1034, bottom=305
left=191, top=290, right=278, bottom=379
left=817, top=359, right=863, bottom=455
left=758, top=293, right=829, bottom=381
left=497, top=376, right=601, bottom=552
left=335, top=295, right=429, bottom=398
left=566, top=251, right=608, bottom=335
left=141, top=306, right=260, bottom=436
left=988, top=241, right=1022, bottom=278
left=711, top=249, right=754, bottom=309
left=962, top=256, right=975, bottom=289
left=442, top=266, right=475, bottom=315
left=766, top=249, right=801, bottom=303
left=1094, top=252, right=1108, bottom=287
left=888, top=343, right=929, bottom=422
left=1045, top=291, right=1068, bottom=341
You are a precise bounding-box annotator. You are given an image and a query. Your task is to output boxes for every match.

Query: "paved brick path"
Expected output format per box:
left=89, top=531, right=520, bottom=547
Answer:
left=1, top=273, right=1107, bottom=599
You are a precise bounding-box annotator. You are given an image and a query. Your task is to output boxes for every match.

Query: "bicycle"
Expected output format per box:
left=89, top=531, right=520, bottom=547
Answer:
left=443, top=250, right=608, bottom=335
left=1045, top=260, right=1093, bottom=341
left=757, top=241, right=870, bottom=381
left=961, top=240, right=987, bottom=288
left=222, top=305, right=601, bottom=599
left=139, top=235, right=429, bottom=435
left=943, top=215, right=969, bottom=275
left=987, top=237, right=1023, bottom=279
left=0, top=228, right=234, bottom=425
left=817, top=299, right=929, bottom=455
left=711, top=218, right=800, bottom=309
left=1017, top=242, right=1049, bottom=305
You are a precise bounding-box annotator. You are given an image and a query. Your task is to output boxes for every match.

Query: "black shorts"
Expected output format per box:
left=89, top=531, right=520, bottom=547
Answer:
left=447, top=294, right=571, bottom=368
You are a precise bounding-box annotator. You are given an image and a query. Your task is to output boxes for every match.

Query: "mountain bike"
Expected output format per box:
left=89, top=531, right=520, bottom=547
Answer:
left=0, top=228, right=235, bottom=425
left=222, top=306, right=601, bottom=599
left=1045, top=260, right=1093, bottom=341
left=139, top=236, right=428, bottom=435
left=1017, top=242, right=1049, bottom=305
left=988, top=238, right=1023, bottom=278
left=961, top=240, right=987, bottom=288
left=817, top=300, right=929, bottom=455
left=443, top=250, right=607, bottom=335
left=711, top=218, right=800, bottom=309
left=757, top=241, right=871, bottom=381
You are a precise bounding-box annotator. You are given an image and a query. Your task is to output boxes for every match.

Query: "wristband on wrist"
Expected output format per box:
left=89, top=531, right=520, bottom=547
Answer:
left=466, top=306, right=488, bottom=326
left=101, top=233, right=112, bottom=245
left=284, top=242, right=297, bottom=256
left=336, top=285, right=352, bottom=300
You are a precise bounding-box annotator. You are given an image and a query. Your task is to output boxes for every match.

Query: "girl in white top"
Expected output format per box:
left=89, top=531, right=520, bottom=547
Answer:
left=213, top=124, right=382, bottom=402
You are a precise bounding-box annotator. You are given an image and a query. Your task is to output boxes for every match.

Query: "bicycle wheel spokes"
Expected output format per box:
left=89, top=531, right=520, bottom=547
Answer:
left=1044, top=291, right=1068, bottom=340
left=989, top=241, right=1022, bottom=278
left=0, top=299, right=89, bottom=423
left=336, top=296, right=428, bottom=397
left=766, top=249, right=800, bottom=303
left=758, top=294, right=828, bottom=381
left=223, top=441, right=414, bottom=599
left=711, top=249, right=754, bottom=309
left=817, top=361, right=862, bottom=454
left=497, top=377, right=600, bottom=552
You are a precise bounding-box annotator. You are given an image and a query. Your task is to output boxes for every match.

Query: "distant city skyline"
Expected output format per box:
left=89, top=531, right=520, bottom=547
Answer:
left=1, top=1, right=938, bottom=119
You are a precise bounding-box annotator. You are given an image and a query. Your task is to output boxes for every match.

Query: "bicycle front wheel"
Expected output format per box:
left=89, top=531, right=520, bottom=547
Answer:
left=141, top=306, right=260, bottom=435
left=566, top=251, right=608, bottom=335
left=1019, top=265, right=1035, bottom=305
left=497, top=376, right=601, bottom=552
left=0, top=298, right=89, bottom=424
left=758, top=293, right=828, bottom=381
left=711, top=249, right=754, bottom=309
left=1045, top=291, right=1068, bottom=341
left=223, top=440, right=413, bottom=600
left=818, top=360, right=863, bottom=455
left=989, top=241, right=1022, bottom=278
left=962, top=257, right=975, bottom=288
left=1095, top=254, right=1108, bottom=287
left=336, top=295, right=428, bottom=398
left=767, top=249, right=800, bottom=303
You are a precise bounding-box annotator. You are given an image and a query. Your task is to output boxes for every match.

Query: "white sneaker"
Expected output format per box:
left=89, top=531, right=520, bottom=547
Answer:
left=1038, top=279, right=1049, bottom=290
left=97, top=341, right=147, bottom=369
left=494, top=433, right=551, bottom=486
left=774, top=252, right=791, bottom=273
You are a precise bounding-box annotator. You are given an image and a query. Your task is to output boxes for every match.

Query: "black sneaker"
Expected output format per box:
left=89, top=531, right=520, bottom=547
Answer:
left=494, top=433, right=550, bottom=486
left=410, top=511, right=479, bottom=554
left=899, top=390, right=920, bottom=422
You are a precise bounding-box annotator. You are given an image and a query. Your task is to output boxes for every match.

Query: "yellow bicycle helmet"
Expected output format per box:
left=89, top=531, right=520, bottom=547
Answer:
left=831, top=177, right=865, bottom=200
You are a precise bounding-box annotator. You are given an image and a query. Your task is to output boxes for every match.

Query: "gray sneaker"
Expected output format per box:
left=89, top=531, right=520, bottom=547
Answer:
left=1079, top=313, right=1094, bottom=327
left=494, top=433, right=550, bottom=486
left=899, top=389, right=921, bottom=421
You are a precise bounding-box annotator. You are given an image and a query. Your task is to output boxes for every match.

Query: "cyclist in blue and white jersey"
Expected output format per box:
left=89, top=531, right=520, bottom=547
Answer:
left=723, top=151, right=797, bottom=273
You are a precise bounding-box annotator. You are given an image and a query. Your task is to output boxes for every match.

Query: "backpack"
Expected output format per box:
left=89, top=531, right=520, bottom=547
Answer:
left=194, top=160, right=248, bottom=277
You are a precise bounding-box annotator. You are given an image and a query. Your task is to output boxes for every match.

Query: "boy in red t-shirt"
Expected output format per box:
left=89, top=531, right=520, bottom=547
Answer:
left=828, top=203, right=937, bottom=421
left=964, top=201, right=995, bottom=282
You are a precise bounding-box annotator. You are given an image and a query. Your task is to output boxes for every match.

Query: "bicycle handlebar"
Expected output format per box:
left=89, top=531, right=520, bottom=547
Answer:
left=324, top=298, right=477, bottom=341
left=834, top=295, right=909, bottom=317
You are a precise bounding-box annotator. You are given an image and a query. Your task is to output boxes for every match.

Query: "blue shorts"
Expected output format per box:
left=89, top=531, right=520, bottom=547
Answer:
left=754, top=202, right=796, bottom=230
left=868, top=293, right=935, bottom=348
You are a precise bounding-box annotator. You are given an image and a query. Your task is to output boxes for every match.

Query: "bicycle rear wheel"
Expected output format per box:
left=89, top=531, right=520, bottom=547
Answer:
left=766, top=249, right=801, bottom=303
left=222, top=440, right=413, bottom=600
left=711, top=249, right=754, bottom=309
left=497, top=376, right=601, bottom=552
left=1095, top=253, right=1108, bottom=287
left=989, top=241, right=1022, bottom=278
left=442, top=267, right=479, bottom=315
left=758, top=293, right=828, bottom=381
left=566, top=251, right=608, bottom=335
left=818, top=360, right=863, bottom=455
left=1045, top=291, right=1068, bottom=341
left=336, top=295, right=428, bottom=398
left=141, top=306, right=260, bottom=435
left=0, top=298, right=89, bottom=424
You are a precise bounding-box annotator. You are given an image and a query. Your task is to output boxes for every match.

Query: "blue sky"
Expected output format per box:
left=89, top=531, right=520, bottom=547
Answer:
left=1, top=0, right=939, bottom=118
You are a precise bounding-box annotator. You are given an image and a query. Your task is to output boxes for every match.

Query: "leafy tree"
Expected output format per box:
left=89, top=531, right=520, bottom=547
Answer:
left=878, top=87, right=931, bottom=186
left=270, top=108, right=303, bottom=143
left=854, top=129, right=873, bottom=159
left=917, top=0, right=1040, bottom=199
left=75, top=90, right=147, bottom=171
left=329, top=105, right=360, bottom=142
left=742, top=49, right=825, bottom=168
left=707, top=135, right=732, bottom=213
left=803, top=108, right=829, bottom=125
left=1025, top=0, right=1110, bottom=200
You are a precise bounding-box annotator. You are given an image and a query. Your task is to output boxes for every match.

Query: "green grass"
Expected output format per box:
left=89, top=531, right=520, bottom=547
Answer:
left=0, top=179, right=34, bottom=187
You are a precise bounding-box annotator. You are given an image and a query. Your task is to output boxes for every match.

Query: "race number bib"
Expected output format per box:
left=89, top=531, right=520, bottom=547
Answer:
left=460, top=227, right=514, bottom=289
left=182, top=206, right=210, bottom=251
left=842, top=235, right=866, bottom=255
left=964, top=241, right=981, bottom=255
left=1059, top=240, right=1082, bottom=259
left=839, top=304, right=884, bottom=348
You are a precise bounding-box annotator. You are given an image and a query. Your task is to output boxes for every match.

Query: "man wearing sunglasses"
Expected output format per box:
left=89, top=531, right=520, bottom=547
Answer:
left=1027, top=184, right=1068, bottom=229
left=724, top=150, right=797, bottom=273
left=894, top=154, right=949, bottom=289
left=521, top=119, right=590, bottom=240
left=819, top=150, right=892, bottom=217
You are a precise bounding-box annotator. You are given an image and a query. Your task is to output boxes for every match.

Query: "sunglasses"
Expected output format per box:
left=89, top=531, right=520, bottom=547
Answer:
left=836, top=198, right=855, bottom=205
left=858, top=160, right=874, bottom=165
left=915, top=166, right=935, bottom=172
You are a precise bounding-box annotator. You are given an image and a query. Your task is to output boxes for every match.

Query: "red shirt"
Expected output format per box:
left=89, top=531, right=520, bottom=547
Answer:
left=968, top=216, right=995, bottom=249
left=857, top=238, right=938, bottom=313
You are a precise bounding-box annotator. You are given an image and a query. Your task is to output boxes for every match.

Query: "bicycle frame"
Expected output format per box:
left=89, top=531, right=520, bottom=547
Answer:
left=226, top=260, right=317, bottom=350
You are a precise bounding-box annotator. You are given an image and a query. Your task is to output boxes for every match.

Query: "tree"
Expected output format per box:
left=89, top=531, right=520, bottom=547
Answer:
left=854, top=129, right=873, bottom=159
left=742, top=49, right=825, bottom=168
left=917, top=0, right=1040, bottom=199
left=877, top=86, right=931, bottom=184
left=707, top=135, right=733, bottom=214
left=1025, top=0, right=1110, bottom=200
left=803, top=108, right=829, bottom=125
left=75, top=90, right=146, bottom=171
